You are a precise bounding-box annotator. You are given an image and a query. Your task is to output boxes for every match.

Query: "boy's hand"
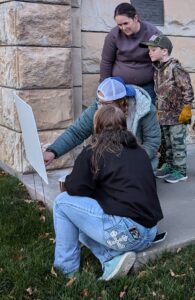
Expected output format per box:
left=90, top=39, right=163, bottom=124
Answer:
left=178, top=104, right=192, bottom=123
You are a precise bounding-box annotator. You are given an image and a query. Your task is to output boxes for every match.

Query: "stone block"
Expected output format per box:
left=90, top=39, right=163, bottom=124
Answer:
left=0, top=87, right=18, bottom=130
left=73, top=86, right=82, bottom=119
left=0, top=46, right=72, bottom=88
left=0, top=88, right=73, bottom=131
left=0, top=88, right=2, bottom=125
left=0, top=0, right=71, bottom=4
left=0, top=126, right=24, bottom=172
left=72, top=48, right=82, bottom=86
left=71, top=0, right=81, bottom=7
left=170, top=36, right=195, bottom=72
left=0, top=126, right=76, bottom=173
left=82, top=74, right=99, bottom=107
left=0, top=2, right=71, bottom=46
left=0, top=47, right=17, bottom=87
left=163, top=0, right=195, bottom=36
left=82, top=32, right=106, bottom=73
left=71, top=7, right=81, bottom=47
left=81, top=0, right=129, bottom=32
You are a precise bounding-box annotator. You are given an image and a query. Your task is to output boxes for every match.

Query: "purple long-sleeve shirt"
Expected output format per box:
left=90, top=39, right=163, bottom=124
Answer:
left=100, top=21, right=160, bottom=85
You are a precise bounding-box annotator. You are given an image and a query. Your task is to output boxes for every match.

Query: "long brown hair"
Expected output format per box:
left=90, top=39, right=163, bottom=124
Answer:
left=90, top=105, right=137, bottom=174
left=113, top=97, right=129, bottom=116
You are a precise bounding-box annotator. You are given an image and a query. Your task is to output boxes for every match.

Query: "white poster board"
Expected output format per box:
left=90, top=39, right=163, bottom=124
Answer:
left=14, top=94, right=48, bottom=184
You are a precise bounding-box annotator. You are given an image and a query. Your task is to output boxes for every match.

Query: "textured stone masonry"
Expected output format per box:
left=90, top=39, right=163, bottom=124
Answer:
left=0, top=2, right=71, bottom=46
left=0, top=47, right=72, bottom=89
left=0, top=88, right=73, bottom=131
left=0, top=0, right=71, bottom=3
left=163, top=0, right=195, bottom=36
left=0, top=126, right=76, bottom=173
left=171, top=37, right=195, bottom=73
left=82, top=32, right=106, bottom=74
left=82, top=74, right=99, bottom=107
left=0, top=0, right=75, bottom=173
left=81, top=0, right=129, bottom=32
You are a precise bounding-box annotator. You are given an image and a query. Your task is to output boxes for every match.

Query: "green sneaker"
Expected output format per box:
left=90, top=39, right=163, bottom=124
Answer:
left=99, top=252, right=136, bottom=281
left=164, top=170, right=188, bottom=183
left=155, top=163, right=172, bottom=178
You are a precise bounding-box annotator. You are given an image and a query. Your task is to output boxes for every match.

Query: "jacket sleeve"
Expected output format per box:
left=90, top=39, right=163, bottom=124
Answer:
left=65, top=147, right=96, bottom=197
left=47, top=101, right=97, bottom=157
left=100, top=31, right=117, bottom=82
left=140, top=104, right=161, bottom=159
left=173, top=66, right=194, bottom=105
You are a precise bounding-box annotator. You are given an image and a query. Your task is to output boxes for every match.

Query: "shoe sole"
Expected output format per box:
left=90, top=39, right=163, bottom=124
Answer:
left=165, top=176, right=188, bottom=183
left=156, top=173, right=170, bottom=179
left=104, top=252, right=136, bottom=281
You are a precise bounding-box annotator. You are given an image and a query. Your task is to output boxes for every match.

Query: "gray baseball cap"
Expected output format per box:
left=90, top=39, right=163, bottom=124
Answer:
left=140, top=34, right=173, bottom=53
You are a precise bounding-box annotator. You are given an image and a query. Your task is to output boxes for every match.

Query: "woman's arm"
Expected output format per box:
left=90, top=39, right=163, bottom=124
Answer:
left=46, top=101, right=97, bottom=158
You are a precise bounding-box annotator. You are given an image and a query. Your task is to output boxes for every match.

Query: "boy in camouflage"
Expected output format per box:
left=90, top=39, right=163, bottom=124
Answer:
left=141, top=34, right=194, bottom=183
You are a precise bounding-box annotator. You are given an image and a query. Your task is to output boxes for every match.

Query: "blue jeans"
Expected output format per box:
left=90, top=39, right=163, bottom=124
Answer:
left=53, top=192, right=157, bottom=274
left=140, top=81, right=156, bottom=105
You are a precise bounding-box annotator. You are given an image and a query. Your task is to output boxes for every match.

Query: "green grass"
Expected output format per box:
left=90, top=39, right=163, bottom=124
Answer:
left=0, top=172, right=195, bottom=300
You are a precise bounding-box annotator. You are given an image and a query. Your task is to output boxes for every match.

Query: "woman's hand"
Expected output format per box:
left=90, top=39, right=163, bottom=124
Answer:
left=43, top=151, right=55, bottom=166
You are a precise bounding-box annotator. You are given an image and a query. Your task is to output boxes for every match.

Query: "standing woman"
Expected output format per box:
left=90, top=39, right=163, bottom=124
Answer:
left=100, top=2, right=160, bottom=104
left=53, top=105, right=163, bottom=281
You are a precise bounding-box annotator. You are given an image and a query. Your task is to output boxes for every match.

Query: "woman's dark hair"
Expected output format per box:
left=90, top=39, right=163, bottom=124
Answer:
left=114, top=3, right=137, bottom=19
left=90, top=105, right=137, bottom=174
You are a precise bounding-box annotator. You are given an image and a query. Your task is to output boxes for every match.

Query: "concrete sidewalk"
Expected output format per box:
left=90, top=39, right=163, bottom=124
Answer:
left=135, top=143, right=195, bottom=267
left=21, top=144, right=195, bottom=268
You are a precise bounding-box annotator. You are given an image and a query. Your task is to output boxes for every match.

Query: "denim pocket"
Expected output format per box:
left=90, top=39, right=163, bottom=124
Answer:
left=103, top=216, right=141, bottom=251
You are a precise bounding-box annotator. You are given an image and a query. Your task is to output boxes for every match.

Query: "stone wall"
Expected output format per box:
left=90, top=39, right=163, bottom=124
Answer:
left=0, top=0, right=195, bottom=176
left=0, top=0, right=82, bottom=173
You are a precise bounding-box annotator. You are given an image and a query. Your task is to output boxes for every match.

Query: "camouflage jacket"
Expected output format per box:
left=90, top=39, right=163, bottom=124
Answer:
left=153, top=58, right=194, bottom=125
